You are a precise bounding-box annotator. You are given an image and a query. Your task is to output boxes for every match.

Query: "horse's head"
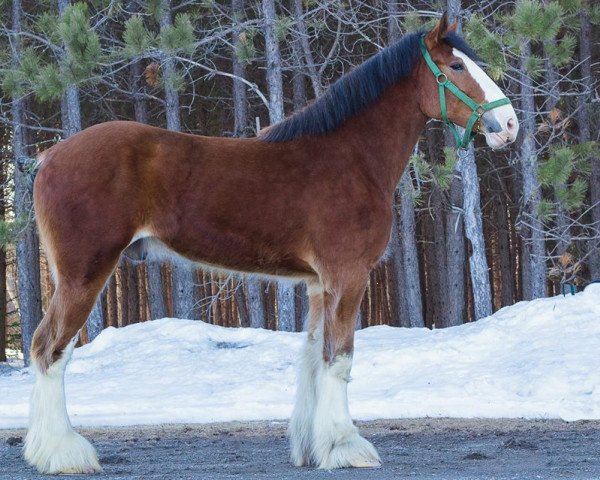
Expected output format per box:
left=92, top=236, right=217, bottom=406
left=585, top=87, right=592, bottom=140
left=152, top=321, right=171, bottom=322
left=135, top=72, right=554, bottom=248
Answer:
left=418, top=14, right=518, bottom=149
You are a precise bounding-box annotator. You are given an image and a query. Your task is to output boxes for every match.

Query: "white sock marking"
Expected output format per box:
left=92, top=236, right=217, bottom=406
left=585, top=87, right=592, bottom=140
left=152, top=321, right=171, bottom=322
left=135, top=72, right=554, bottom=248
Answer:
left=24, top=338, right=102, bottom=474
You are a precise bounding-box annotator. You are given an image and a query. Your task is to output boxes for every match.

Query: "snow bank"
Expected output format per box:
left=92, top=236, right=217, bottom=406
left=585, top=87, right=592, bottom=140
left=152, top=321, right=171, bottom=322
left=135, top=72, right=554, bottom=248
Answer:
left=1, top=284, right=599, bottom=428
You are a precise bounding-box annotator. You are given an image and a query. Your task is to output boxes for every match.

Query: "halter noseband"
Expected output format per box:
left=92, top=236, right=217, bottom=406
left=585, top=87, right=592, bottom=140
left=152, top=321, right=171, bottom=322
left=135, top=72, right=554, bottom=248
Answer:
left=419, top=36, right=511, bottom=149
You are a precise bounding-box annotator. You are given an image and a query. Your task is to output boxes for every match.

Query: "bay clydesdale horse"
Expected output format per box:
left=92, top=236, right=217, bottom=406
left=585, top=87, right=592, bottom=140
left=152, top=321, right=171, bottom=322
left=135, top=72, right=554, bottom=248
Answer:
left=24, top=14, right=517, bottom=474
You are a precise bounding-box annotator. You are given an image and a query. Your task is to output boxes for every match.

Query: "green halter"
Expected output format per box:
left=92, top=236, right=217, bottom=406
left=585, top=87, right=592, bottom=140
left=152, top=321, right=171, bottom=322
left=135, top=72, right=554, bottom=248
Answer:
left=419, top=36, right=511, bottom=149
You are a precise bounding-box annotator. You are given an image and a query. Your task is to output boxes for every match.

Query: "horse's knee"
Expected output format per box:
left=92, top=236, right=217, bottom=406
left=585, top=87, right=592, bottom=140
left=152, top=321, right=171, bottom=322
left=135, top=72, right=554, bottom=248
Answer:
left=320, top=276, right=367, bottom=363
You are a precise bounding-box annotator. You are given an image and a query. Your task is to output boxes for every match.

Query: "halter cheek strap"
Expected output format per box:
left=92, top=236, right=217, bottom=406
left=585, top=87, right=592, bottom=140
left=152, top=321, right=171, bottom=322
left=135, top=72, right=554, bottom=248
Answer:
left=419, top=36, right=511, bottom=149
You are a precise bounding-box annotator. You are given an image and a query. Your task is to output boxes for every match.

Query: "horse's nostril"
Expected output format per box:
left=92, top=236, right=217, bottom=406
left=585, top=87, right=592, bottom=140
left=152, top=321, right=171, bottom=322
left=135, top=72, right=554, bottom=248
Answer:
left=506, top=118, right=516, bottom=132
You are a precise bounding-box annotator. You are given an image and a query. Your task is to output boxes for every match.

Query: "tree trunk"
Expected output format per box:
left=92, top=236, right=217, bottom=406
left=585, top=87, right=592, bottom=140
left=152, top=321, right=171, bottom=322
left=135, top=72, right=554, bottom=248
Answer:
left=398, top=171, right=424, bottom=327
left=247, top=280, right=266, bottom=328
left=457, top=145, right=493, bottom=319
left=147, top=263, right=167, bottom=319
left=0, top=159, right=6, bottom=362
left=577, top=6, right=600, bottom=278
left=425, top=126, right=451, bottom=326
left=262, top=0, right=285, bottom=124
left=131, top=59, right=148, bottom=124
left=291, top=0, right=322, bottom=97
left=232, top=0, right=248, bottom=137
left=106, top=276, right=118, bottom=327
left=262, top=0, right=295, bottom=330
left=496, top=194, right=514, bottom=307
left=12, top=0, right=43, bottom=365
left=86, top=302, right=104, bottom=340
left=519, top=39, right=546, bottom=299
left=277, top=283, right=295, bottom=331
left=290, top=27, right=307, bottom=111
left=445, top=170, right=465, bottom=324
left=295, top=283, right=308, bottom=332
left=432, top=188, right=451, bottom=325
left=57, top=0, right=82, bottom=135
left=444, top=2, right=467, bottom=325
left=126, top=261, right=139, bottom=322
left=386, top=204, right=408, bottom=327
left=387, top=0, right=414, bottom=326
left=387, top=0, right=399, bottom=39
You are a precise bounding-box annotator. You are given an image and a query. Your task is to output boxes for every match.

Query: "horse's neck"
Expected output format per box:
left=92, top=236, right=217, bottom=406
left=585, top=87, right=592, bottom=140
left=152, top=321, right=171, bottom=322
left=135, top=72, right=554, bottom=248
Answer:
left=316, top=77, right=427, bottom=198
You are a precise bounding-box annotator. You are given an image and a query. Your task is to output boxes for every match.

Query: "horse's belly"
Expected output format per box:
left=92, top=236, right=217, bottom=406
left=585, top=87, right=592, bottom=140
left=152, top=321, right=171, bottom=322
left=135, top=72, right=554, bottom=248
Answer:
left=150, top=219, right=314, bottom=280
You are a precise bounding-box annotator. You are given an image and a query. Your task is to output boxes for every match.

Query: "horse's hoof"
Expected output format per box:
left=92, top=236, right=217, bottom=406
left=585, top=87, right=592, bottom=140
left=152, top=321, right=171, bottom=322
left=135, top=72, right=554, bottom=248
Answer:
left=24, top=430, right=102, bottom=475
left=57, top=465, right=103, bottom=475
left=350, top=458, right=382, bottom=468
left=58, top=472, right=101, bottom=476
left=317, top=433, right=381, bottom=469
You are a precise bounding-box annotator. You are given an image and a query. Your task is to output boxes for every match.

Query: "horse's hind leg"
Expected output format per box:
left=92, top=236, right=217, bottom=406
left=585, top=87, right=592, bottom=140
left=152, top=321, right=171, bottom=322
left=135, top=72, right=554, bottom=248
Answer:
left=310, top=272, right=381, bottom=469
left=24, top=257, right=120, bottom=474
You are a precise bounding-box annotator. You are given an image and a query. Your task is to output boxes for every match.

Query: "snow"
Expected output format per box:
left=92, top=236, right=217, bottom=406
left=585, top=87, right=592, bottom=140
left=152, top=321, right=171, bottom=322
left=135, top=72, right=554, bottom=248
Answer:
left=1, top=284, right=600, bottom=429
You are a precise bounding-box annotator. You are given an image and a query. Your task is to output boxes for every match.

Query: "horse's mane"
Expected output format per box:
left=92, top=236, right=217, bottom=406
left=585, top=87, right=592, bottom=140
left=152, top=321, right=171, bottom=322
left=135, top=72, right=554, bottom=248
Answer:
left=261, top=31, right=478, bottom=143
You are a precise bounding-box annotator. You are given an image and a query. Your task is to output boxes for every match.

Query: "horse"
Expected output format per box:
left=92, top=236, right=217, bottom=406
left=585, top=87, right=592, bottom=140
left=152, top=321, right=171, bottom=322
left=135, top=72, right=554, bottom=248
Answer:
left=24, top=14, right=518, bottom=474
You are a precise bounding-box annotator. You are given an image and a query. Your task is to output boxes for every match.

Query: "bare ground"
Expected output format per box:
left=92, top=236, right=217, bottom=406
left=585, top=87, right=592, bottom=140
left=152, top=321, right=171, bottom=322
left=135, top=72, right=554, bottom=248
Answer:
left=1, top=419, right=600, bottom=480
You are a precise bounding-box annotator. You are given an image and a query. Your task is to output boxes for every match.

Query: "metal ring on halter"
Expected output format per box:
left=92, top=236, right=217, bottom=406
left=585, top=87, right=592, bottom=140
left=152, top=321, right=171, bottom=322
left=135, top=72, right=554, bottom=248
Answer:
left=476, top=105, right=485, bottom=116
left=436, top=73, right=447, bottom=85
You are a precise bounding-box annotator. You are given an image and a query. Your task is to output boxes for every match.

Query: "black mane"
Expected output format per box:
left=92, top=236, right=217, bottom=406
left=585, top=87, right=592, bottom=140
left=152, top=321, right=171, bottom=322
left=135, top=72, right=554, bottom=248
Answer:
left=262, top=30, right=478, bottom=143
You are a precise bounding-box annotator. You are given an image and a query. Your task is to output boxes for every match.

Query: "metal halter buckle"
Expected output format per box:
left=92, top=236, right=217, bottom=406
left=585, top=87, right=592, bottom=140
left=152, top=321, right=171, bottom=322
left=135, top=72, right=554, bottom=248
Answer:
left=436, top=73, right=447, bottom=85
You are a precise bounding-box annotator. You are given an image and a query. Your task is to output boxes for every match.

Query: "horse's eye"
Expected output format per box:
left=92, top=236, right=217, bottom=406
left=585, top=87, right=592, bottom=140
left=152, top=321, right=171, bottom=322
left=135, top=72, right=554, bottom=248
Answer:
left=450, top=63, right=464, bottom=72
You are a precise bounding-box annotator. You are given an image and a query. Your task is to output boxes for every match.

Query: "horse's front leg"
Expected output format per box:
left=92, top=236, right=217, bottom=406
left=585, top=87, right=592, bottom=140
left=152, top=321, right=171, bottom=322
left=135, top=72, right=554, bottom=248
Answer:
left=291, top=272, right=381, bottom=469
left=289, top=283, right=325, bottom=466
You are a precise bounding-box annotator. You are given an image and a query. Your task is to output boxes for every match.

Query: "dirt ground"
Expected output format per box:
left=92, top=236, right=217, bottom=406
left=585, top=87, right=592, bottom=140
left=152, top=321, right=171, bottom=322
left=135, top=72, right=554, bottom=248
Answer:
left=1, top=418, right=600, bottom=480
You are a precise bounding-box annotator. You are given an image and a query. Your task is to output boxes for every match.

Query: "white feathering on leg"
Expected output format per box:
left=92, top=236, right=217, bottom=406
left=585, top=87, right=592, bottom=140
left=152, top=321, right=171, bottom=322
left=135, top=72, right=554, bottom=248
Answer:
left=24, top=337, right=102, bottom=474
left=289, top=327, right=323, bottom=466
left=312, top=355, right=381, bottom=469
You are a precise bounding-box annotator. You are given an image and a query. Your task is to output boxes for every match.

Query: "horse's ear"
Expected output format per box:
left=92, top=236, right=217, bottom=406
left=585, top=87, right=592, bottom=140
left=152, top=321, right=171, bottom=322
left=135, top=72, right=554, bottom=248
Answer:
left=448, top=20, right=459, bottom=33
left=425, top=12, right=450, bottom=50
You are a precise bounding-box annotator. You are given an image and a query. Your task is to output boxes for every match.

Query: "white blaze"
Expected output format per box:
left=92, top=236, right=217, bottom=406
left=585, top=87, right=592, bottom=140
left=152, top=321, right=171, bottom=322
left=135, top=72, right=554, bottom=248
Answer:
left=452, top=48, right=505, bottom=102
left=452, top=48, right=518, bottom=147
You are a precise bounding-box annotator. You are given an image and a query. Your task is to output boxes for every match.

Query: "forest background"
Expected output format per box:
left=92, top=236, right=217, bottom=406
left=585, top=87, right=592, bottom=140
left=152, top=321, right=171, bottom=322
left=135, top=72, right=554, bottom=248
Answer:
left=0, top=0, right=598, bottom=365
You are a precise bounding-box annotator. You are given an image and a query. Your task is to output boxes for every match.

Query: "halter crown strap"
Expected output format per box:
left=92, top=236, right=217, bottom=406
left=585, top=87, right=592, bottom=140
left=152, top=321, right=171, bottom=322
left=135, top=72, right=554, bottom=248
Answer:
left=419, top=36, right=511, bottom=149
